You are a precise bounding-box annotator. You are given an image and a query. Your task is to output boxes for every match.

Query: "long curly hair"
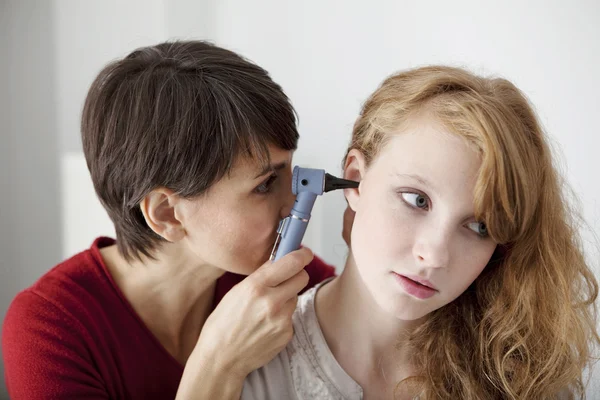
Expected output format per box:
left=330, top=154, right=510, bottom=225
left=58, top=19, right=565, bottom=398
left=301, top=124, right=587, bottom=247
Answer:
left=345, top=66, right=599, bottom=399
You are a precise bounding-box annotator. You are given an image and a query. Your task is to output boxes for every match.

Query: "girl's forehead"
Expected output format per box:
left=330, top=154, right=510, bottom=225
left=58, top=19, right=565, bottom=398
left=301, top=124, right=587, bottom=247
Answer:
left=373, top=129, right=481, bottom=191
left=379, top=124, right=474, bottom=164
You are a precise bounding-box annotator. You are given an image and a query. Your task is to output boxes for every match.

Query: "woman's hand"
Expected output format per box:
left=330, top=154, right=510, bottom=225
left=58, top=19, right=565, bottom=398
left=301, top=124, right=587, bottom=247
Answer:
left=176, top=247, right=313, bottom=399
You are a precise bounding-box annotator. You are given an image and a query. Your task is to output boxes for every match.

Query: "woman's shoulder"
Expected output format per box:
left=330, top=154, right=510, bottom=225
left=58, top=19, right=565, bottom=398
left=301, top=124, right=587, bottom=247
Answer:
left=15, top=237, right=115, bottom=304
left=1, top=238, right=112, bottom=395
left=1, top=236, right=164, bottom=399
left=1, top=237, right=167, bottom=398
left=3, top=236, right=120, bottom=339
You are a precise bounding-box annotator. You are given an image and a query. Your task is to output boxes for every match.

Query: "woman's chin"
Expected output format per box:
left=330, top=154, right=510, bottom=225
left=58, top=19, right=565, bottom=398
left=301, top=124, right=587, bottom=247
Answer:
left=228, top=250, right=271, bottom=275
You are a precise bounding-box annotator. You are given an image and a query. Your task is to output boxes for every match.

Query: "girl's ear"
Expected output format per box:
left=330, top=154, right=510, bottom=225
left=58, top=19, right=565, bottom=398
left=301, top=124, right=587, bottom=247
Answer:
left=343, top=149, right=366, bottom=212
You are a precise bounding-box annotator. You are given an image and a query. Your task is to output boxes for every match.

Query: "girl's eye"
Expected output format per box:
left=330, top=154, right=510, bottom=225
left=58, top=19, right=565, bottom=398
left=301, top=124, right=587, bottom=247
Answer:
left=254, top=173, right=278, bottom=194
left=401, top=192, right=430, bottom=210
left=467, top=221, right=488, bottom=237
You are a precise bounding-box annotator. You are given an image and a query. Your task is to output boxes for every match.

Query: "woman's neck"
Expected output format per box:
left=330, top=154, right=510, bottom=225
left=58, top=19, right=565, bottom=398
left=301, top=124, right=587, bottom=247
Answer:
left=100, top=241, right=225, bottom=365
left=315, top=253, right=423, bottom=394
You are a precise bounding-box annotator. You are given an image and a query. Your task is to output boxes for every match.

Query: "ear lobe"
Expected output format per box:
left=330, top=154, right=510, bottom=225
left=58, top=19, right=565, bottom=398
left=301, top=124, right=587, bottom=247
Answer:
left=140, top=188, right=185, bottom=242
left=343, top=149, right=366, bottom=212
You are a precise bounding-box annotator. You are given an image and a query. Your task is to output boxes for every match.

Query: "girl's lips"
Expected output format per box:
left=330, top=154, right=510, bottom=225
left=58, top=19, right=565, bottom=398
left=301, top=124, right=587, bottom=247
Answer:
left=392, top=272, right=438, bottom=299
left=402, top=274, right=437, bottom=290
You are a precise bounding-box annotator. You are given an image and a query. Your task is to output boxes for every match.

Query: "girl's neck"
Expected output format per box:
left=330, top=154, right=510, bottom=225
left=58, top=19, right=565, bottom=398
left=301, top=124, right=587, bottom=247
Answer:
left=314, top=253, right=423, bottom=393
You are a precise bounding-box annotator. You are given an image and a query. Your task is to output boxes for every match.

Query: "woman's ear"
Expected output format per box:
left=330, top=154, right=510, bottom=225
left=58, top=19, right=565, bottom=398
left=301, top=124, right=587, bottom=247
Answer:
left=343, top=149, right=366, bottom=213
left=140, top=188, right=186, bottom=243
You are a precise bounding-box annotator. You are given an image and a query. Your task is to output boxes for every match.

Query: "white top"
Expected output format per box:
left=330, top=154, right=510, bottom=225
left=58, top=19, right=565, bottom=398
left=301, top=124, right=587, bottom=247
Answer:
left=242, top=278, right=364, bottom=400
left=242, top=280, right=572, bottom=400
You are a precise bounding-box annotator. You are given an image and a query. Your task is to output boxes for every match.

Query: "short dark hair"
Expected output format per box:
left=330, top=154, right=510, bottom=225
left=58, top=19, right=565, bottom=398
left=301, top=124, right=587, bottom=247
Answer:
left=81, top=40, right=299, bottom=261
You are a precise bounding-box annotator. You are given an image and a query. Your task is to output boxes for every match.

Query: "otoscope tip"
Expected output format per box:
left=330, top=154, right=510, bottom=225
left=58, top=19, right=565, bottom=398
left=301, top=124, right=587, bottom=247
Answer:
left=324, top=173, right=359, bottom=193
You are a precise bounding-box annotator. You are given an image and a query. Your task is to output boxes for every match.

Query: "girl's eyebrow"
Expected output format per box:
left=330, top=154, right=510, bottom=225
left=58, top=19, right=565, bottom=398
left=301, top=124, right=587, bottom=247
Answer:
left=395, top=173, right=438, bottom=194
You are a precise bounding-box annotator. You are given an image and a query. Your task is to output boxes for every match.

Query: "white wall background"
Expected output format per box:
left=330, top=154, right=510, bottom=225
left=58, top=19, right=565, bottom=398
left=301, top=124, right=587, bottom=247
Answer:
left=1, top=3, right=62, bottom=399
left=1, top=0, right=599, bottom=398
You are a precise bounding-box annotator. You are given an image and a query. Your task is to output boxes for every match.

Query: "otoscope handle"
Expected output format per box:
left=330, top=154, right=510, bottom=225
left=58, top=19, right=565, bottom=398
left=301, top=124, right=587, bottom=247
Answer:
left=269, top=166, right=358, bottom=262
left=272, top=191, right=317, bottom=261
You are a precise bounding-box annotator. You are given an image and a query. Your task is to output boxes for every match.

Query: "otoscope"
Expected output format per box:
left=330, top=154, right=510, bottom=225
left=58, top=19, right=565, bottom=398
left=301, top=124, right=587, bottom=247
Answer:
left=270, top=166, right=359, bottom=261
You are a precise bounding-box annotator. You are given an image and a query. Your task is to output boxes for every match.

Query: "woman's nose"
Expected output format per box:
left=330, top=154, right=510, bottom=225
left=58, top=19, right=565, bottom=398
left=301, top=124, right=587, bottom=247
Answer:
left=280, top=185, right=296, bottom=219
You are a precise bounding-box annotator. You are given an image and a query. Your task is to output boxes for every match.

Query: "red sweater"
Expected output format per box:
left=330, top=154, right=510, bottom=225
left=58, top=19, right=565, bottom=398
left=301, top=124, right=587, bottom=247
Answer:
left=2, top=237, right=336, bottom=399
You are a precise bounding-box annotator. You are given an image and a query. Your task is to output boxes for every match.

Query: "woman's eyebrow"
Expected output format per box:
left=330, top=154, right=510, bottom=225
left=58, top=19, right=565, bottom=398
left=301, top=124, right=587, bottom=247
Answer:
left=254, top=161, right=287, bottom=179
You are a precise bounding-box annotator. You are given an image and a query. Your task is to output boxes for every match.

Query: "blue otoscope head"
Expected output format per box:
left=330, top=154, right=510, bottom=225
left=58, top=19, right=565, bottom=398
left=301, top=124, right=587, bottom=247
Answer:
left=270, top=166, right=359, bottom=261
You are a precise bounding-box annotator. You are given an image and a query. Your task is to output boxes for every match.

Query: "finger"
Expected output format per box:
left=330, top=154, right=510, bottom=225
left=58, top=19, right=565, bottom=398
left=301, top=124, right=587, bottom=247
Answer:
left=282, top=295, right=298, bottom=317
left=255, top=247, right=313, bottom=287
left=272, top=269, right=310, bottom=304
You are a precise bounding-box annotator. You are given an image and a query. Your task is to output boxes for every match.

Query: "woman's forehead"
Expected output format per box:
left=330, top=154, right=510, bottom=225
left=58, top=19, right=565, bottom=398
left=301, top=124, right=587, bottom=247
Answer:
left=227, top=145, right=293, bottom=180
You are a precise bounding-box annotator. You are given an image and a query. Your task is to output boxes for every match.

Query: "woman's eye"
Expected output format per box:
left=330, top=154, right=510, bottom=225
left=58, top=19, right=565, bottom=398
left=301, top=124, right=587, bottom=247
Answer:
left=467, top=221, right=488, bottom=237
left=254, top=173, right=278, bottom=194
left=401, top=192, right=430, bottom=210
